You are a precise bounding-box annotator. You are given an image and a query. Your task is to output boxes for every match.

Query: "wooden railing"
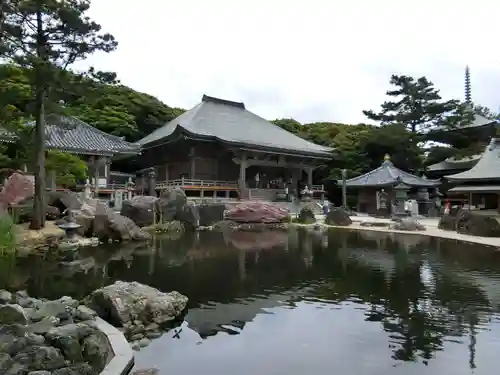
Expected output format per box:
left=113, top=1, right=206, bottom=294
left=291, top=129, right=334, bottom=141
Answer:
left=156, top=179, right=239, bottom=190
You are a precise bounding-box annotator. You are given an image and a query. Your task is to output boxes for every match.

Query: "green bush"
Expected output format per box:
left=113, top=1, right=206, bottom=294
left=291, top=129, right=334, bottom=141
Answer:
left=0, top=214, right=16, bottom=254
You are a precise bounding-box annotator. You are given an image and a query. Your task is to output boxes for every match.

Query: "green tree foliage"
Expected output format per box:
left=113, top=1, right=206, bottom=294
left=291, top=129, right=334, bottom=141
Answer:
left=1, top=0, right=117, bottom=229
left=0, top=63, right=185, bottom=142
left=363, top=75, right=460, bottom=134
left=46, top=151, right=87, bottom=187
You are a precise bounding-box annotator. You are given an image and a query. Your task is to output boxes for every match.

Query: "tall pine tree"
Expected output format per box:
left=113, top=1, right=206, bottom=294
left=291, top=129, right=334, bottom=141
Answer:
left=0, top=0, right=117, bottom=229
left=363, top=75, right=460, bottom=133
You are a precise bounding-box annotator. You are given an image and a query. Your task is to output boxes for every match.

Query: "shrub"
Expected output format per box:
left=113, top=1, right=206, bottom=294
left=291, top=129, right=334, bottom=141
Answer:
left=0, top=214, right=16, bottom=254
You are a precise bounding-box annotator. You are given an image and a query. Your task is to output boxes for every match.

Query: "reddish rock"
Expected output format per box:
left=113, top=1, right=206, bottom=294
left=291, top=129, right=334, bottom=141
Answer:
left=225, top=202, right=289, bottom=223
left=0, top=172, right=34, bottom=210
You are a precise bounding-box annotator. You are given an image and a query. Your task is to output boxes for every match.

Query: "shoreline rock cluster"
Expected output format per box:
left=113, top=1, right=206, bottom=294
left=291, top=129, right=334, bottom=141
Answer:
left=0, top=290, right=111, bottom=375
left=84, top=281, right=188, bottom=351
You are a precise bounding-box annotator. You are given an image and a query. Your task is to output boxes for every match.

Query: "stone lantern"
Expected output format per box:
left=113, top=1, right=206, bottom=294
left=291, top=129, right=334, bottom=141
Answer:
left=392, top=182, right=410, bottom=218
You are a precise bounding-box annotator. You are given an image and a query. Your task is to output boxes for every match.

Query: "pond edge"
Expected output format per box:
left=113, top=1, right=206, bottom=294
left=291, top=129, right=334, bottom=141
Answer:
left=95, top=317, right=135, bottom=375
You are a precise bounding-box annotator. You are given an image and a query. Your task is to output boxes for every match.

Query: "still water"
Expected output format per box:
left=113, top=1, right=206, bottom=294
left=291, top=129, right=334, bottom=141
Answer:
left=2, top=228, right=500, bottom=375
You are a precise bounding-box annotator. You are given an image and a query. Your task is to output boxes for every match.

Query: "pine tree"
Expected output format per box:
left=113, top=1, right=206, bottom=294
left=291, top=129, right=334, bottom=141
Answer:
left=363, top=74, right=460, bottom=134
left=0, top=0, right=117, bottom=229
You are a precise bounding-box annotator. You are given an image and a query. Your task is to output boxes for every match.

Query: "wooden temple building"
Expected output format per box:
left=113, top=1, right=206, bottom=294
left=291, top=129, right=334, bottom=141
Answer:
left=134, top=95, right=333, bottom=200
left=0, top=115, right=140, bottom=196
left=445, top=139, right=500, bottom=211
left=342, top=155, right=440, bottom=215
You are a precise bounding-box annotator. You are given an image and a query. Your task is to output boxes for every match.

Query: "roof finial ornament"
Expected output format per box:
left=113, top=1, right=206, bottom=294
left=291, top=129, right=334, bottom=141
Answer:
left=465, top=65, right=472, bottom=105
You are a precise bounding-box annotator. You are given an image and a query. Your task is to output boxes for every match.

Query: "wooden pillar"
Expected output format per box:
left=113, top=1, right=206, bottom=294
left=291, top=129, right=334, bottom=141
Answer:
left=93, top=156, right=99, bottom=196
left=239, top=153, right=247, bottom=189
left=165, top=163, right=169, bottom=182
left=306, top=166, right=313, bottom=187
left=189, top=147, right=196, bottom=179
left=148, top=168, right=156, bottom=197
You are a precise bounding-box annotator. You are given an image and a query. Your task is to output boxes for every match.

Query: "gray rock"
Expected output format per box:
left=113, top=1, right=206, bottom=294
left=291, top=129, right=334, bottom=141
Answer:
left=85, top=281, right=188, bottom=327
left=13, top=346, right=65, bottom=371
left=138, top=337, right=151, bottom=347
left=0, top=289, right=12, bottom=304
left=12, top=291, right=36, bottom=308
left=49, top=335, right=83, bottom=362
left=45, top=322, right=95, bottom=341
left=0, top=325, right=30, bottom=355
left=5, top=363, right=28, bottom=375
left=94, top=202, right=151, bottom=241
left=82, top=331, right=112, bottom=372
left=27, top=371, right=52, bottom=375
left=325, top=207, right=352, bottom=226
left=52, top=363, right=93, bottom=375
left=0, top=304, right=29, bottom=325
left=75, top=305, right=97, bottom=321
left=145, top=331, right=162, bottom=339
left=30, top=301, right=70, bottom=322
left=29, top=316, right=60, bottom=335
left=146, top=292, right=189, bottom=324
left=0, top=353, right=13, bottom=372
left=120, top=195, right=158, bottom=227
left=390, top=217, right=425, bottom=231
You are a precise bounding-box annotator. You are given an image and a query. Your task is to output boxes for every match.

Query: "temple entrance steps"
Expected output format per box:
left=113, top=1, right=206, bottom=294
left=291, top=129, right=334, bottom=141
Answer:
left=247, top=189, right=280, bottom=201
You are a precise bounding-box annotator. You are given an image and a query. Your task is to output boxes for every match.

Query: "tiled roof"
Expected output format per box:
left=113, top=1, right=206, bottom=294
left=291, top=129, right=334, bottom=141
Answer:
left=136, top=95, right=333, bottom=157
left=446, top=138, right=500, bottom=181
left=426, top=155, right=480, bottom=172
left=1, top=115, right=140, bottom=156
left=341, top=158, right=440, bottom=187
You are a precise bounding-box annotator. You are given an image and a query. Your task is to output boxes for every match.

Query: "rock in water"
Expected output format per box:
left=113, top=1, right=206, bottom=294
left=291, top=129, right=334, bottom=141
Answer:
left=0, top=304, right=28, bottom=325
left=120, top=195, right=158, bottom=227
left=390, top=217, right=426, bottom=231
left=85, top=281, right=188, bottom=327
left=225, top=202, right=289, bottom=223
left=325, top=207, right=352, bottom=226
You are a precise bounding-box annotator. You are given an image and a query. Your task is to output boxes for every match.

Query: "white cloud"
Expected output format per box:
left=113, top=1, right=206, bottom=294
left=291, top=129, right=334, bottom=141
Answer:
left=82, top=0, right=500, bottom=124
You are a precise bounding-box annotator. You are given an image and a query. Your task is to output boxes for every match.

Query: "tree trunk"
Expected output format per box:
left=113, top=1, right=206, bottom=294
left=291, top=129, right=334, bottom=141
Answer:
left=29, top=8, right=46, bottom=230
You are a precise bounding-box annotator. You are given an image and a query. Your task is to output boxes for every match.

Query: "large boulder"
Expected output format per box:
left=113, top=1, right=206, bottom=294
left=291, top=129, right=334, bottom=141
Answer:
left=157, top=188, right=188, bottom=221
left=120, top=196, right=158, bottom=227
left=390, top=217, right=426, bottom=231
left=325, top=207, right=352, bottom=226
left=94, top=202, right=151, bottom=242
left=456, top=211, right=500, bottom=237
left=47, top=191, right=84, bottom=213
left=225, top=202, right=289, bottom=223
left=198, top=203, right=226, bottom=227
left=84, top=281, right=188, bottom=327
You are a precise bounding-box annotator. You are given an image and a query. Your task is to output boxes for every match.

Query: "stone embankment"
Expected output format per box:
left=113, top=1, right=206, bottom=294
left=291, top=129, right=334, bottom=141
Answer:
left=0, top=290, right=114, bottom=375
left=0, top=281, right=188, bottom=375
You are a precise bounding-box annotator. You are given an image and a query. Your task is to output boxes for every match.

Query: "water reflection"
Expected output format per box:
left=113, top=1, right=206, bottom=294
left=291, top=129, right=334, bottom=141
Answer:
left=3, top=228, right=500, bottom=374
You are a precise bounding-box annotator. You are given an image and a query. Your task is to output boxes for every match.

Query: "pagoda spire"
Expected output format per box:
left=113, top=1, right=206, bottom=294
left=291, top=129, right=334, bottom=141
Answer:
left=465, top=65, right=472, bottom=105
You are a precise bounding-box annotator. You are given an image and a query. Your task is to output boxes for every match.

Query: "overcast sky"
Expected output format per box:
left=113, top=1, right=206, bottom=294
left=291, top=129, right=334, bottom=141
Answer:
left=84, top=0, right=500, bottom=125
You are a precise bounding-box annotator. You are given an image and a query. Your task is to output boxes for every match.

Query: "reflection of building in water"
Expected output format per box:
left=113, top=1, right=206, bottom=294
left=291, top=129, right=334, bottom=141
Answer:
left=185, top=288, right=313, bottom=338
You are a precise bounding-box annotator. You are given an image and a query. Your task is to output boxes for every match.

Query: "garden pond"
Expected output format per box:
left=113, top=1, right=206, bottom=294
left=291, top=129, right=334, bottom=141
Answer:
left=2, top=228, right=500, bottom=375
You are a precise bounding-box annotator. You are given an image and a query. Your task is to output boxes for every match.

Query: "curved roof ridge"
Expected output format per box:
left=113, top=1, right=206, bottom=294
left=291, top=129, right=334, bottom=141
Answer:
left=446, top=138, right=500, bottom=181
